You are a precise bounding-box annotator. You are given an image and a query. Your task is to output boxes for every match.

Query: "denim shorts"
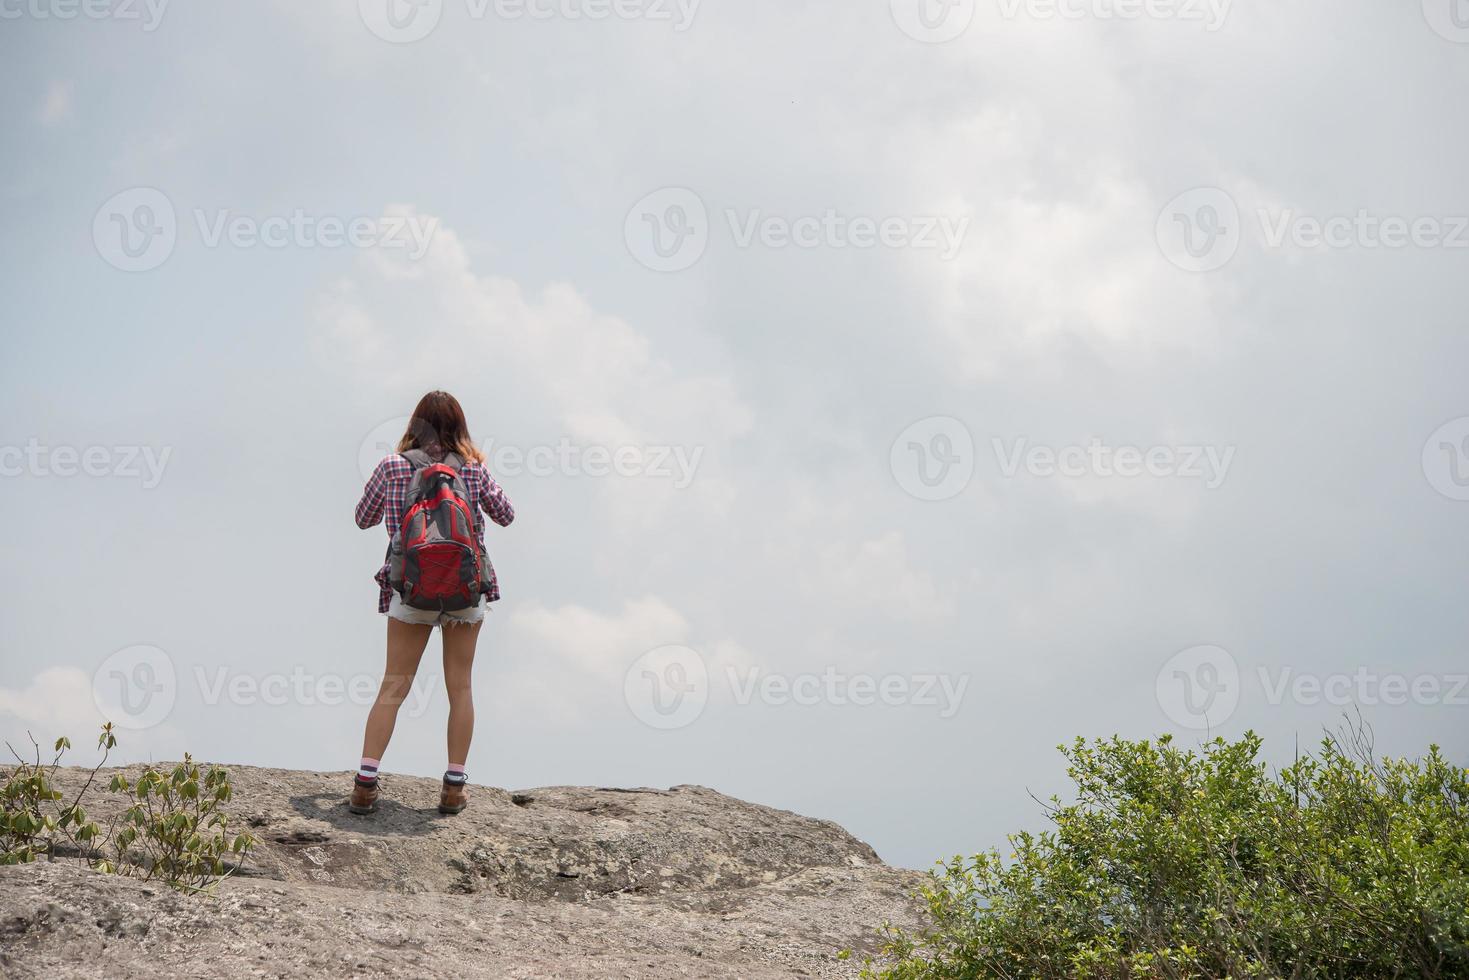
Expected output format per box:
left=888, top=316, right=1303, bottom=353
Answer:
left=386, top=594, right=486, bottom=628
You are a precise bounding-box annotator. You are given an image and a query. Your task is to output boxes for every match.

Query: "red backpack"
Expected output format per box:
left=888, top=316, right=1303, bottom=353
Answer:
left=387, top=450, right=483, bottom=611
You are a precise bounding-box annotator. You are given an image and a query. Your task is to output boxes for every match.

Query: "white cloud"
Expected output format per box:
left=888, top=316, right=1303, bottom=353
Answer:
left=0, top=667, right=103, bottom=742
left=903, top=118, right=1232, bottom=379
left=314, top=207, right=753, bottom=452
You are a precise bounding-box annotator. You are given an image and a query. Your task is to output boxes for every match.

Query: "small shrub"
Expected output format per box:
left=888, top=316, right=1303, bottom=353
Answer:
left=101, top=754, right=255, bottom=892
left=1, top=726, right=113, bottom=865
left=865, top=722, right=1469, bottom=980
left=1, top=724, right=255, bottom=893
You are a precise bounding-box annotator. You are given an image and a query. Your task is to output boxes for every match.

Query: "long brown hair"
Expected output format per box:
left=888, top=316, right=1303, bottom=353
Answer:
left=396, top=391, right=485, bottom=464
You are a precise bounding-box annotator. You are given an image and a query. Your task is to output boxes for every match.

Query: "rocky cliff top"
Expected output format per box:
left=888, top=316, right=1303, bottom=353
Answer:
left=0, top=765, right=925, bottom=978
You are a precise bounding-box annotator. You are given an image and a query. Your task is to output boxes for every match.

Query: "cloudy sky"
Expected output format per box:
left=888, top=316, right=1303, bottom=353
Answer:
left=2, top=0, right=1468, bottom=870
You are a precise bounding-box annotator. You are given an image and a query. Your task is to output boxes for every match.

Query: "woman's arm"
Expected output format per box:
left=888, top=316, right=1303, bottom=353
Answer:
left=355, top=459, right=390, bottom=529
left=474, top=464, right=515, bottom=527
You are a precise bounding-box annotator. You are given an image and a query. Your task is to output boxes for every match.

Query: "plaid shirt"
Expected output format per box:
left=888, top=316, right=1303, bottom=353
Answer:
left=356, top=454, right=515, bottom=613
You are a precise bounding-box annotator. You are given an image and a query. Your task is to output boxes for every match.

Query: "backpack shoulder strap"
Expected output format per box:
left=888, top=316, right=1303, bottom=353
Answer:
left=401, top=449, right=432, bottom=469
left=442, top=451, right=465, bottom=471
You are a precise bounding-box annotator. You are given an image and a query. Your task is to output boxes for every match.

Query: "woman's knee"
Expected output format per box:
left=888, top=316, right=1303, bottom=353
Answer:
left=378, top=672, right=417, bottom=704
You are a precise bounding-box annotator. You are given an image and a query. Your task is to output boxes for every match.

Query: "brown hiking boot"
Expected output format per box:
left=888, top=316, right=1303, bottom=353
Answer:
left=348, top=776, right=379, bottom=815
left=439, top=779, right=468, bottom=815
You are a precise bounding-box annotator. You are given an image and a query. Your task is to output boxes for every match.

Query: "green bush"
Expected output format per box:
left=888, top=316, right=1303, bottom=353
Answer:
left=866, top=724, right=1469, bottom=979
left=2, top=724, right=254, bottom=893
left=99, top=754, right=254, bottom=892
left=1, top=727, right=112, bottom=865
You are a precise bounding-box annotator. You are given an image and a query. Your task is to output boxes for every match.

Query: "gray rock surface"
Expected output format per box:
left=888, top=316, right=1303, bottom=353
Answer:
left=0, top=766, right=926, bottom=978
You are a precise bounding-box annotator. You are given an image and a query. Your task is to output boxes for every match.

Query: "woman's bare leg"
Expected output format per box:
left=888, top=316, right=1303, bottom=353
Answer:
left=441, top=619, right=482, bottom=768
left=361, top=617, right=434, bottom=762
